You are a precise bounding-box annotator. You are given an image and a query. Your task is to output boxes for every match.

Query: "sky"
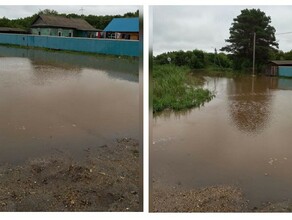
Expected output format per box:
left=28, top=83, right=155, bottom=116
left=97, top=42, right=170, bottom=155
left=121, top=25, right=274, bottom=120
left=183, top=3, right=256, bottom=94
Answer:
left=152, top=6, right=292, bottom=55
left=0, top=5, right=139, bottom=19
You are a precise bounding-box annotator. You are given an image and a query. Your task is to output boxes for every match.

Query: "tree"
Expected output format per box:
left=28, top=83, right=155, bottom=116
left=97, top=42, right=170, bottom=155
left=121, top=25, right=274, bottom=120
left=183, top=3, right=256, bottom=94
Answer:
left=0, top=17, right=10, bottom=27
left=221, top=9, right=278, bottom=72
left=38, top=9, right=59, bottom=15
left=0, top=9, right=138, bottom=30
left=124, top=10, right=139, bottom=17
left=283, top=50, right=292, bottom=60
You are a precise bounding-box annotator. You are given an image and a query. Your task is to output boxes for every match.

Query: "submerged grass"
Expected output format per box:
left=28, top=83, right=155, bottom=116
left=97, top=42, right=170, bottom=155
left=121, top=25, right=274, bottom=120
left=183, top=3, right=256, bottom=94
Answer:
left=153, top=64, right=214, bottom=113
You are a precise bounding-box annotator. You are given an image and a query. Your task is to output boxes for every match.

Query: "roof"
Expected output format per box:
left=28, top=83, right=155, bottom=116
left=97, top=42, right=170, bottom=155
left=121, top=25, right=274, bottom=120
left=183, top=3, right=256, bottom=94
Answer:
left=31, top=14, right=99, bottom=31
left=103, top=18, right=139, bottom=32
left=269, top=60, right=292, bottom=66
left=0, top=27, right=27, bottom=33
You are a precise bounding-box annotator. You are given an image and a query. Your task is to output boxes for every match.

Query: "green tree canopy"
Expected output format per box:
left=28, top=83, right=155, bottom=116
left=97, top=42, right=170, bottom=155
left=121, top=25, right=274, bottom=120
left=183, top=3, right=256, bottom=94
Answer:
left=0, top=9, right=139, bottom=30
left=38, top=9, right=59, bottom=15
left=221, top=8, right=278, bottom=72
left=153, top=49, right=232, bottom=69
left=154, top=50, right=206, bottom=68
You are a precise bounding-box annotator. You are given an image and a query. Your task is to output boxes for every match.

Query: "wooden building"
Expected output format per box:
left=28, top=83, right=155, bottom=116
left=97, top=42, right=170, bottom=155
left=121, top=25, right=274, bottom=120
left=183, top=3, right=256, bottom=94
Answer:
left=30, top=14, right=100, bottom=38
left=266, top=60, right=292, bottom=77
left=0, top=27, right=27, bottom=34
left=103, top=18, right=139, bottom=40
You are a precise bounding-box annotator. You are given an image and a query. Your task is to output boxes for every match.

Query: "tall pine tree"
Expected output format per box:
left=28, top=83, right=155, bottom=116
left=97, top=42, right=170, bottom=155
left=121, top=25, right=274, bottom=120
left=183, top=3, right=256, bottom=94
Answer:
left=221, top=9, right=278, bottom=72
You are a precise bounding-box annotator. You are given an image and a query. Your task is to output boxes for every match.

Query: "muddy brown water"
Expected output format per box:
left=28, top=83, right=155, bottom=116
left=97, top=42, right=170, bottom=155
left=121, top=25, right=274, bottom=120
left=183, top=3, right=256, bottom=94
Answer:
left=152, top=76, right=292, bottom=208
left=0, top=46, right=139, bottom=164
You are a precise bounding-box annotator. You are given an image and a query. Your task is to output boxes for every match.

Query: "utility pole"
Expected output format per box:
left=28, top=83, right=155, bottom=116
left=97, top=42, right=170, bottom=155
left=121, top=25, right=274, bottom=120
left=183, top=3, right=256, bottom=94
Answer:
left=214, top=48, right=217, bottom=65
left=79, top=7, right=85, bottom=16
left=252, top=32, right=256, bottom=76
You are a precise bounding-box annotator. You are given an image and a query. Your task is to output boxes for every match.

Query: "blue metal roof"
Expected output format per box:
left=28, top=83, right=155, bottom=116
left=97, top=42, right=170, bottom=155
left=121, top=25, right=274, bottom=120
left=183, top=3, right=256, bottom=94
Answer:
left=104, top=18, right=139, bottom=32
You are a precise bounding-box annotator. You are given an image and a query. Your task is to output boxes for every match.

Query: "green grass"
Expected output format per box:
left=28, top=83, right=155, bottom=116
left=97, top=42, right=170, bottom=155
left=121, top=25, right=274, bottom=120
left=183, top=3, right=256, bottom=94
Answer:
left=152, top=64, right=215, bottom=113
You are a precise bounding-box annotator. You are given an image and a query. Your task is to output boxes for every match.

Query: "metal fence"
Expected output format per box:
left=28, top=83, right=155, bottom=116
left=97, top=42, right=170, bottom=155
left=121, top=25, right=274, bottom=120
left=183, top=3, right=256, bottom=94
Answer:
left=0, top=33, right=139, bottom=57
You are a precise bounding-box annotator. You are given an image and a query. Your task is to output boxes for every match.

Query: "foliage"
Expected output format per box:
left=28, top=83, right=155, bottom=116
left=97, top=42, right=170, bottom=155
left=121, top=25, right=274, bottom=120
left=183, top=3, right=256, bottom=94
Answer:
left=221, top=8, right=278, bottom=72
left=282, top=51, right=292, bottom=60
left=152, top=64, right=214, bottom=112
left=0, top=15, right=38, bottom=30
left=270, top=50, right=292, bottom=60
left=39, top=9, right=59, bottom=15
left=0, top=9, right=139, bottom=30
left=154, top=50, right=206, bottom=68
left=153, top=49, right=233, bottom=70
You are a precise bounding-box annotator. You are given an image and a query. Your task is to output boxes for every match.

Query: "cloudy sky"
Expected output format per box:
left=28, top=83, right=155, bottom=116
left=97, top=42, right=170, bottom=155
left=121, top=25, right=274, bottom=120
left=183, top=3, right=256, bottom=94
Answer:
left=0, top=5, right=139, bottom=19
left=152, top=6, right=292, bottom=55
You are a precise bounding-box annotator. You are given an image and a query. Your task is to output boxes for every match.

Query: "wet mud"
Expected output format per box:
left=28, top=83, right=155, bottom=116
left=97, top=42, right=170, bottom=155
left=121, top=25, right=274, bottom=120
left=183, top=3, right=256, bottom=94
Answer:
left=152, top=181, right=292, bottom=212
left=0, top=138, right=141, bottom=211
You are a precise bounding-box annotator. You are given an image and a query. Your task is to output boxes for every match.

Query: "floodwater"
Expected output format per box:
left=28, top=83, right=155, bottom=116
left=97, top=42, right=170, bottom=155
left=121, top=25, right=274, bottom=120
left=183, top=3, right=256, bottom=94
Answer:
left=152, top=76, right=292, bottom=207
left=0, top=46, right=139, bottom=164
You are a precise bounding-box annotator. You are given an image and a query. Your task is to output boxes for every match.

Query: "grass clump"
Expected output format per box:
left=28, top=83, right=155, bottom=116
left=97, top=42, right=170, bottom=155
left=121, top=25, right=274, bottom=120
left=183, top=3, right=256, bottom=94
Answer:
left=153, top=64, right=214, bottom=113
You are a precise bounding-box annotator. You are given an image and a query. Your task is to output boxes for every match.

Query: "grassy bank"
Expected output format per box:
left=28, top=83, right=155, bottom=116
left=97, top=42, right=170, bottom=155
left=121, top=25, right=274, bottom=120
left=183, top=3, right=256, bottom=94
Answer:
left=152, top=64, right=214, bottom=113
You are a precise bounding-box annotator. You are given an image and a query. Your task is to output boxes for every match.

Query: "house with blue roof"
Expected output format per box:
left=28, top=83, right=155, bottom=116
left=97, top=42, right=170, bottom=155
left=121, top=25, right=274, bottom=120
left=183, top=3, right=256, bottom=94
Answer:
left=103, top=17, right=139, bottom=40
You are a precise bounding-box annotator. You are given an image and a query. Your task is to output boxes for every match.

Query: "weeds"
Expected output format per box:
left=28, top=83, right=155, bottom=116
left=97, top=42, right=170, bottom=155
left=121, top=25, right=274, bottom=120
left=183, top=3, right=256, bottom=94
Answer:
left=152, top=64, right=214, bottom=113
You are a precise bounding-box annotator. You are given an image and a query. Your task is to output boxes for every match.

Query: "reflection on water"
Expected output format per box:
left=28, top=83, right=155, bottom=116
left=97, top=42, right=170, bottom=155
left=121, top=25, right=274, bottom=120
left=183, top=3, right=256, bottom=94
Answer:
left=0, top=46, right=139, bottom=164
left=153, top=109, right=193, bottom=121
left=278, top=78, right=292, bottom=90
left=227, top=77, right=275, bottom=134
left=0, top=45, right=138, bottom=82
left=152, top=75, right=292, bottom=208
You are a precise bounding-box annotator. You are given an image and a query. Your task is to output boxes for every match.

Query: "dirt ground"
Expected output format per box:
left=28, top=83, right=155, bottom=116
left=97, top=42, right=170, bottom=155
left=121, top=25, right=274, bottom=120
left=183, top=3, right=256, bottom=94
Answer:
left=0, top=138, right=141, bottom=211
left=151, top=180, right=292, bottom=212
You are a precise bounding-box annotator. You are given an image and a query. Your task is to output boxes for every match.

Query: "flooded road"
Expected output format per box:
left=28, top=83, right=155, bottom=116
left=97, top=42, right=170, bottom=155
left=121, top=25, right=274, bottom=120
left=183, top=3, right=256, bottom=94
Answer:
left=152, top=76, right=292, bottom=208
left=0, top=46, right=139, bottom=164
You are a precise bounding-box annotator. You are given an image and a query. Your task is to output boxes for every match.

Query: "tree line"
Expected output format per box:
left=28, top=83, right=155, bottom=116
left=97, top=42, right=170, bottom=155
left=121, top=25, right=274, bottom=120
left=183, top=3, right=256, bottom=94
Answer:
left=153, top=49, right=292, bottom=72
left=0, top=9, right=139, bottom=30
left=155, top=9, right=292, bottom=73
left=153, top=49, right=232, bottom=69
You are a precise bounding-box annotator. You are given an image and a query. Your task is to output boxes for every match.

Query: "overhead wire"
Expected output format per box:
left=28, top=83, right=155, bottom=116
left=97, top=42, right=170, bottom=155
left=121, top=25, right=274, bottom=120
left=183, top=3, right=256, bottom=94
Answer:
left=276, top=32, right=292, bottom=35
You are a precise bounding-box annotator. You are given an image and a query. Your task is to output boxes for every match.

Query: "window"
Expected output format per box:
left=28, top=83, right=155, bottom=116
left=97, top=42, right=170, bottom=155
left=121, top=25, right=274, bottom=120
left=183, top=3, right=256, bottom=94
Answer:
left=38, top=31, right=41, bottom=35
left=69, top=32, right=72, bottom=37
left=58, top=31, right=62, bottom=37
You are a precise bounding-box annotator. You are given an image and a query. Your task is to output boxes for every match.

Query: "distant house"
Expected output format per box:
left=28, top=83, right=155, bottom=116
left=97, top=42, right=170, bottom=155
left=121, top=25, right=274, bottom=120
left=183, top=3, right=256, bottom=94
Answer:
left=103, top=17, right=139, bottom=40
left=30, top=14, right=100, bottom=38
left=0, top=27, right=27, bottom=34
left=266, top=60, right=292, bottom=77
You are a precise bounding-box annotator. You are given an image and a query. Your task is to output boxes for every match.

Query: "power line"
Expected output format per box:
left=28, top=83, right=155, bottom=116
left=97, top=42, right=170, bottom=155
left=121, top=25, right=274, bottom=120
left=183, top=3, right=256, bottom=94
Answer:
left=79, top=7, right=85, bottom=16
left=276, top=32, right=292, bottom=35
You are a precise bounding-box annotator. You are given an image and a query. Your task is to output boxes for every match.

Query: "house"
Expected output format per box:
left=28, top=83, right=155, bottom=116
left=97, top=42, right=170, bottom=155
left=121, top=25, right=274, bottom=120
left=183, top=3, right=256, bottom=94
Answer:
left=0, top=27, right=27, bottom=34
left=266, top=60, right=292, bottom=77
left=103, top=17, right=139, bottom=40
left=30, top=14, right=100, bottom=38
